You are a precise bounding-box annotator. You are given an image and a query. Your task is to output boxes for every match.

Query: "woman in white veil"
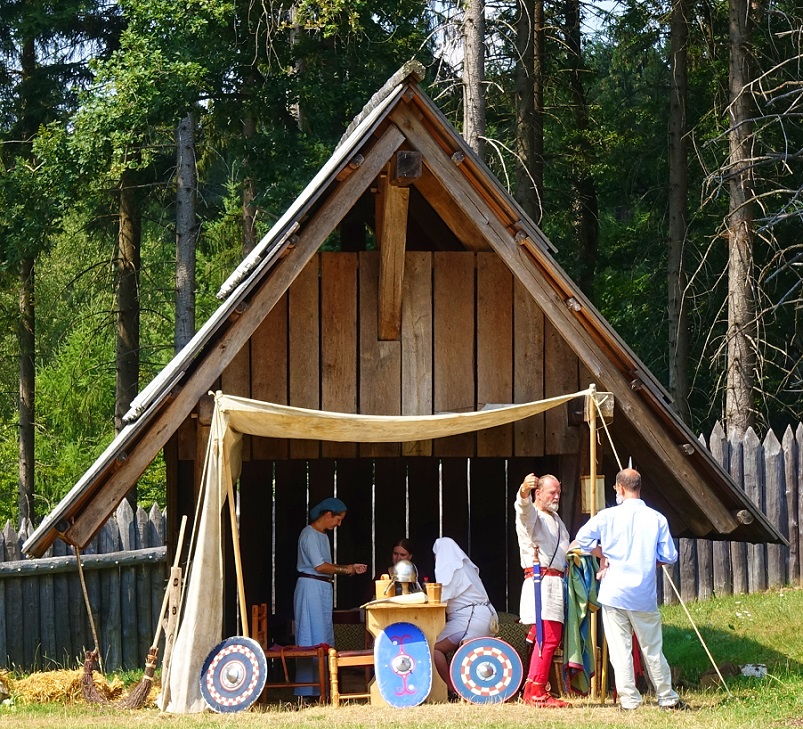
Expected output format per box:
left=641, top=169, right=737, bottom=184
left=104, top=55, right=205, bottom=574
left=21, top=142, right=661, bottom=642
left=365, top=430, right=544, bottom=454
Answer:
left=432, top=537, right=498, bottom=693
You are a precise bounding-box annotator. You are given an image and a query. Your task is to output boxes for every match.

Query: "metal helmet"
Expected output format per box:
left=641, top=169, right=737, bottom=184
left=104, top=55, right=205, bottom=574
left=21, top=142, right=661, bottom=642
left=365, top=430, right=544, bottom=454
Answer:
left=390, top=559, right=419, bottom=584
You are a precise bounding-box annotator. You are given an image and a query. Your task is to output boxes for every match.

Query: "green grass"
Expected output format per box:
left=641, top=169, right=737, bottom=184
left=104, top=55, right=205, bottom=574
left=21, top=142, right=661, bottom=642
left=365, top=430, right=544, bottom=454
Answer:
left=3, top=587, right=803, bottom=728
left=661, top=585, right=803, bottom=680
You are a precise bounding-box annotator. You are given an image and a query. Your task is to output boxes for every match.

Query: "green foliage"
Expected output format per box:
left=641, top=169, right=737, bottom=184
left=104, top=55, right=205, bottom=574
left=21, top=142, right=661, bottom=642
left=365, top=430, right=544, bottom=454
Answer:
left=2, top=0, right=802, bottom=529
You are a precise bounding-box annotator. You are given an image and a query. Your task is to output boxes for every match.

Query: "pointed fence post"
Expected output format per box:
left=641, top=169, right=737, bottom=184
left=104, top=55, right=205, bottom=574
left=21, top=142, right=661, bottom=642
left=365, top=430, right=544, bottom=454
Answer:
left=729, top=433, right=748, bottom=594
left=744, top=428, right=766, bottom=593
left=709, top=422, right=732, bottom=595
left=763, top=430, right=787, bottom=588
left=783, top=426, right=798, bottom=584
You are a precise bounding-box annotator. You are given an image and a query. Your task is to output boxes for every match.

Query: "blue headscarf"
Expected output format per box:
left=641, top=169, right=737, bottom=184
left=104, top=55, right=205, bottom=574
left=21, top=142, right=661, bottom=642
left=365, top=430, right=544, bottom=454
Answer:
left=310, top=497, right=348, bottom=521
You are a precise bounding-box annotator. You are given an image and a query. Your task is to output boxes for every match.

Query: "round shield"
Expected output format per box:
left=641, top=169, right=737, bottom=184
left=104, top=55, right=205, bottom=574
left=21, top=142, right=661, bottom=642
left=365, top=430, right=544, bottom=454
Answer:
left=450, top=637, right=523, bottom=704
left=200, top=636, right=267, bottom=713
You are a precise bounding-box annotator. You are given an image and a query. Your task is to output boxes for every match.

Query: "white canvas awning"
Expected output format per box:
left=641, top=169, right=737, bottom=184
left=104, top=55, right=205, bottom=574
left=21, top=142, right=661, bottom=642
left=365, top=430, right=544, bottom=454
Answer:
left=165, top=387, right=590, bottom=712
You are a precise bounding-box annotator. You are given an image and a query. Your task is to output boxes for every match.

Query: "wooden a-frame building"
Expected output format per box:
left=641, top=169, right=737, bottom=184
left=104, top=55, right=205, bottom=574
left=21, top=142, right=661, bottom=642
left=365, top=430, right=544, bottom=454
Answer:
left=25, top=62, right=783, bottom=628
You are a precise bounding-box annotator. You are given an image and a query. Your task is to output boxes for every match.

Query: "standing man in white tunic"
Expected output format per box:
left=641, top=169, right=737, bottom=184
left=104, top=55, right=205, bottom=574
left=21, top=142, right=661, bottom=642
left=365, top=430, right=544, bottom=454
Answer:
left=515, top=473, right=571, bottom=707
left=571, top=468, right=687, bottom=711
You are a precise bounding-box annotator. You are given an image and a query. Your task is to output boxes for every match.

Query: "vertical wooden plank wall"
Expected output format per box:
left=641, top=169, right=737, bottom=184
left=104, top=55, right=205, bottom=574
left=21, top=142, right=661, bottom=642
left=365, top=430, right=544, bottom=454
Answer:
left=544, top=319, right=580, bottom=455
left=272, top=460, right=308, bottom=619
left=221, top=336, right=252, bottom=461
left=359, top=251, right=401, bottom=458
left=477, top=254, right=513, bottom=455
left=289, top=258, right=321, bottom=459
left=469, top=458, right=508, bottom=606
left=433, top=252, right=476, bottom=456
left=373, top=459, right=409, bottom=577
left=321, top=252, right=358, bottom=458
left=193, top=250, right=581, bottom=461
left=251, top=293, right=289, bottom=460
left=330, top=459, right=374, bottom=608
left=401, top=252, right=433, bottom=456
left=239, top=460, right=274, bottom=609
left=407, top=458, right=441, bottom=585
left=513, top=280, right=545, bottom=456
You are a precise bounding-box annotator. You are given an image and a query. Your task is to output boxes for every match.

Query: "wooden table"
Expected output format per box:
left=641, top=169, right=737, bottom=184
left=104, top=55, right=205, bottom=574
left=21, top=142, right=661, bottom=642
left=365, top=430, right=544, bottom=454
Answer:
left=364, top=601, right=448, bottom=705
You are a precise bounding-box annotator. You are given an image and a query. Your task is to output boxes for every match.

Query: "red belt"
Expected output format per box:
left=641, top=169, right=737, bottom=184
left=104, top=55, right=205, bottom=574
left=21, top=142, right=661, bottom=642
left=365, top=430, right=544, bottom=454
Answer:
left=524, top=566, right=564, bottom=578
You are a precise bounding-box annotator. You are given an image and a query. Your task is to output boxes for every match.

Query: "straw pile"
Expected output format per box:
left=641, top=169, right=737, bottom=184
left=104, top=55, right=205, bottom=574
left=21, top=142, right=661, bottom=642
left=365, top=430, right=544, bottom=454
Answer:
left=5, top=668, right=125, bottom=704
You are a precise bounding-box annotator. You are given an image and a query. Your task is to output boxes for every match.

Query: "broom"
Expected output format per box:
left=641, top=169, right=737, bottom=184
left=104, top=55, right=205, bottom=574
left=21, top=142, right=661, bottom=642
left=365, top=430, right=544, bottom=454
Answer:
left=119, top=515, right=188, bottom=709
left=79, top=515, right=187, bottom=708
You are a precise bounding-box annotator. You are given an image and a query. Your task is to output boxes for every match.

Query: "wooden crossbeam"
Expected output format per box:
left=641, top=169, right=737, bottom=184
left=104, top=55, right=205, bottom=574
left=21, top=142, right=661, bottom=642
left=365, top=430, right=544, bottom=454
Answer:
left=376, top=173, right=409, bottom=340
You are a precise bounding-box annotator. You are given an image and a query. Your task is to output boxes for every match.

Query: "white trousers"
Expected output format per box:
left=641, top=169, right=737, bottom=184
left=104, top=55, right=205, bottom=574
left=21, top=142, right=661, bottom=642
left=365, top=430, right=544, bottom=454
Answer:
left=601, top=605, right=679, bottom=709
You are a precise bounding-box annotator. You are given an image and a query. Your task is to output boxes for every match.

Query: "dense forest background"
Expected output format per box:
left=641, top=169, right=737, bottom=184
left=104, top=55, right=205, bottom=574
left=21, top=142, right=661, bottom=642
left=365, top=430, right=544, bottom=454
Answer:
left=1, top=0, right=801, bottom=526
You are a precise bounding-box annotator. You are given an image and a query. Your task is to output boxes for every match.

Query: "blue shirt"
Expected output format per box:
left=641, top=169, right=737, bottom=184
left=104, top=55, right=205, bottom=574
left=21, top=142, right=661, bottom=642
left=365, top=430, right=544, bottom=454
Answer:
left=297, top=525, right=331, bottom=575
left=574, top=498, right=677, bottom=612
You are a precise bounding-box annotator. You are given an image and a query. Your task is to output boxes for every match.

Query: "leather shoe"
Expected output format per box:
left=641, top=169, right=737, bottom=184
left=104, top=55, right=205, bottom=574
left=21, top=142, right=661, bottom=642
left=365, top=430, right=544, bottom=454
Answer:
left=523, top=694, right=570, bottom=708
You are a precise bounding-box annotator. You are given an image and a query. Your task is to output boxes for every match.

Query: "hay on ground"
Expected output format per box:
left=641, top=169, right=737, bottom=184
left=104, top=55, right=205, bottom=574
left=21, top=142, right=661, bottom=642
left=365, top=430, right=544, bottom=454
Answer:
left=9, top=669, right=124, bottom=704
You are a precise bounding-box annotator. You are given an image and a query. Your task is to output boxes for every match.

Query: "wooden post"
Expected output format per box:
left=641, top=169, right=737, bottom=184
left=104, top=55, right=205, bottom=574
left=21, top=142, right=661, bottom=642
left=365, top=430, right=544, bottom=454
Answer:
left=226, top=473, right=249, bottom=638
left=587, top=384, right=599, bottom=701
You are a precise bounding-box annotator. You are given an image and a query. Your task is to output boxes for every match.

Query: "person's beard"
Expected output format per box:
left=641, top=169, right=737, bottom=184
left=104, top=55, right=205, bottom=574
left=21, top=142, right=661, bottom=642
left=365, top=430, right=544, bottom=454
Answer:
left=615, top=493, right=624, bottom=505
left=545, top=501, right=559, bottom=513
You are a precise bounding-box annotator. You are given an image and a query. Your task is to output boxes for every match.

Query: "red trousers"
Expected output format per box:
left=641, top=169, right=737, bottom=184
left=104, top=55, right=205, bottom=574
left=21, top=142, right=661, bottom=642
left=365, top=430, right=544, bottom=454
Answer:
left=526, top=619, right=563, bottom=685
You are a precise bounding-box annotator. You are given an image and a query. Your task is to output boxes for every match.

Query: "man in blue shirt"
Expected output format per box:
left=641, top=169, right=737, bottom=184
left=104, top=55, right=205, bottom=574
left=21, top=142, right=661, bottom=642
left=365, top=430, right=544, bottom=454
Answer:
left=572, top=468, right=687, bottom=711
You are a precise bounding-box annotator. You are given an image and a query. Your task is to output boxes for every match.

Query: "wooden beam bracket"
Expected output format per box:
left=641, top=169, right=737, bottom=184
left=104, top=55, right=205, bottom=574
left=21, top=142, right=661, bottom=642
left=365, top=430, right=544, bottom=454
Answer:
left=335, top=154, right=365, bottom=182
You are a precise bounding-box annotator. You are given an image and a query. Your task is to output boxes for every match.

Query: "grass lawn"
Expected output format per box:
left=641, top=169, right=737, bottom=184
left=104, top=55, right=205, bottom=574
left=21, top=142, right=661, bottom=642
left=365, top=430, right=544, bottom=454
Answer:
left=3, top=586, right=803, bottom=728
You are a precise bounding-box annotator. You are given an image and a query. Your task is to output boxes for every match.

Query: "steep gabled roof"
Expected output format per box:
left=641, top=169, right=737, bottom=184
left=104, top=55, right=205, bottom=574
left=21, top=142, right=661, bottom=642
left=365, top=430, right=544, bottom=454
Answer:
left=24, top=63, right=784, bottom=557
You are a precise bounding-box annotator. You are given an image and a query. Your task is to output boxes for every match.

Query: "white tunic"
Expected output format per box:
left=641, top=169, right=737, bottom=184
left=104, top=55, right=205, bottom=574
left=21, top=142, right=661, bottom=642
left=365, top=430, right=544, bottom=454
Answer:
left=514, top=492, right=569, bottom=624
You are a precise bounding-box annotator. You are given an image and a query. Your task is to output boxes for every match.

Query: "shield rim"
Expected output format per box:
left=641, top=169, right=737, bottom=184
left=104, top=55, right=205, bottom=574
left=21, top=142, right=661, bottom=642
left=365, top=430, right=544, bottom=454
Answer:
left=199, top=635, right=268, bottom=713
left=374, top=620, right=433, bottom=708
left=449, top=636, right=523, bottom=704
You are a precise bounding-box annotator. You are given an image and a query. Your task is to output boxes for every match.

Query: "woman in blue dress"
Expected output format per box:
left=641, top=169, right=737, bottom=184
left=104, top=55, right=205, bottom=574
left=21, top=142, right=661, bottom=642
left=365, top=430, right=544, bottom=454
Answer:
left=293, top=497, right=367, bottom=699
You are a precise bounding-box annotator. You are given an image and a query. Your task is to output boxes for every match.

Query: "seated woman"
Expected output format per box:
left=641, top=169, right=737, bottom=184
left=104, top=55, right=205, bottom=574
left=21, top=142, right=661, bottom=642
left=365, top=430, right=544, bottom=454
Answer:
left=432, top=537, right=498, bottom=692
left=375, top=538, right=418, bottom=596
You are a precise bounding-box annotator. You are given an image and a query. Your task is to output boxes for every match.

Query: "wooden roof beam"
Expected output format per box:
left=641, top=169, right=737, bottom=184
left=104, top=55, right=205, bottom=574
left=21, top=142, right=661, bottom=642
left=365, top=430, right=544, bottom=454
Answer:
left=391, top=102, right=741, bottom=536
left=60, top=125, right=407, bottom=551
left=375, top=169, right=409, bottom=341
left=411, top=167, right=490, bottom=251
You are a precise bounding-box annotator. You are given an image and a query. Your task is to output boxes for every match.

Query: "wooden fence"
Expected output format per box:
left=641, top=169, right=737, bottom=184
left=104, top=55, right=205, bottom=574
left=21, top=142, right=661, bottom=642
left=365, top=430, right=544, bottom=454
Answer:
left=660, top=422, right=801, bottom=604
left=0, top=500, right=166, bottom=673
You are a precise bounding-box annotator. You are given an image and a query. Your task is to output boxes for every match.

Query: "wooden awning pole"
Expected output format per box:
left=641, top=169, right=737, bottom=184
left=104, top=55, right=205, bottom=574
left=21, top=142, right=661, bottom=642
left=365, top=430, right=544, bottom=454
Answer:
left=588, top=384, right=599, bottom=701
left=227, top=475, right=249, bottom=638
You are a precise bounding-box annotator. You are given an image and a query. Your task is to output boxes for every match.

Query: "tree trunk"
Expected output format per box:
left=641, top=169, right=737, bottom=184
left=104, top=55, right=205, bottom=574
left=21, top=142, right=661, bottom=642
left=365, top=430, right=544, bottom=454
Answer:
left=18, top=257, right=35, bottom=524
left=725, top=0, right=757, bottom=434
left=242, top=106, right=257, bottom=257
left=514, top=0, right=544, bottom=222
left=668, top=0, right=691, bottom=423
left=462, top=0, right=486, bottom=159
left=564, top=0, right=599, bottom=298
left=175, top=112, right=197, bottom=352
left=17, top=35, right=36, bottom=525
left=115, top=172, right=141, bottom=459
left=532, top=0, right=545, bottom=220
